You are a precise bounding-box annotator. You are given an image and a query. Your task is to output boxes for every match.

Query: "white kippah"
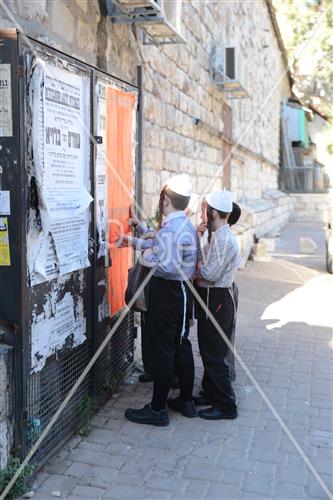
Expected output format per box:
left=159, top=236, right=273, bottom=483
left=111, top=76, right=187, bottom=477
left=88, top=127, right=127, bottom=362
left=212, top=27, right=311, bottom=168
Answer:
left=165, top=174, right=192, bottom=197
left=206, top=191, right=233, bottom=212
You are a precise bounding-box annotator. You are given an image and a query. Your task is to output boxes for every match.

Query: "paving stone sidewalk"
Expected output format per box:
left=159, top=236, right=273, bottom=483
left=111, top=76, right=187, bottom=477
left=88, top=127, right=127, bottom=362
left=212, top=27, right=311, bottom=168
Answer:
left=28, top=222, right=333, bottom=500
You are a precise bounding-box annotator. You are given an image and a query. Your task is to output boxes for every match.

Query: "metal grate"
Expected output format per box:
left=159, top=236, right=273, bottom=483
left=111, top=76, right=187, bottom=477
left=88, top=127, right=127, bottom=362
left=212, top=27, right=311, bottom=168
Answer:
left=280, top=166, right=329, bottom=193
left=94, top=311, right=136, bottom=400
left=26, top=341, right=92, bottom=459
left=26, top=311, right=136, bottom=461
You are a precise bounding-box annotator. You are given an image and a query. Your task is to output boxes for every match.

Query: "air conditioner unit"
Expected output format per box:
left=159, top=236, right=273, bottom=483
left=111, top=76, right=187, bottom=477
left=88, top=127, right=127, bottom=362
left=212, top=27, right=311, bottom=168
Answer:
left=141, top=0, right=184, bottom=45
left=211, top=46, right=249, bottom=99
left=114, top=0, right=159, bottom=11
left=109, top=0, right=185, bottom=45
left=110, top=0, right=160, bottom=14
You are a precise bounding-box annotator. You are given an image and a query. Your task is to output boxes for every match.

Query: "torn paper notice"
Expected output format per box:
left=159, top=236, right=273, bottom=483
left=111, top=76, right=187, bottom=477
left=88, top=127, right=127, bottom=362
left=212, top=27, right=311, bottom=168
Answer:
left=0, top=191, right=10, bottom=215
left=95, top=80, right=108, bottom=259
left=0, top=64, right=13, bottom=137
left=31, top=289, right=86, bottom=373
left=28, top=61, right=92, bottom=282
left=41, top=64, right=92, bottom=218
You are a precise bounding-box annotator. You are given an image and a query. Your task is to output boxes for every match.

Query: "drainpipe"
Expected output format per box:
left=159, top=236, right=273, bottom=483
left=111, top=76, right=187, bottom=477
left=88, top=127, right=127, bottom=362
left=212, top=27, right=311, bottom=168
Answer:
left=136, top=65, right=143, bottom=209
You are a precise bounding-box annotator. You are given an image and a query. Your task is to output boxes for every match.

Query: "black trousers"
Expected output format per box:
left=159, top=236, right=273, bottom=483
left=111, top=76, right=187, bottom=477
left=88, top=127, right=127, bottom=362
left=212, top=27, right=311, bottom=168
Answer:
left=227, top=282, right=238, bottom=382
left=141, top=313, right=152, bottom=375
left=144, top=276, right=195, bottom=411
left=196, top=286, right=237, bottom=411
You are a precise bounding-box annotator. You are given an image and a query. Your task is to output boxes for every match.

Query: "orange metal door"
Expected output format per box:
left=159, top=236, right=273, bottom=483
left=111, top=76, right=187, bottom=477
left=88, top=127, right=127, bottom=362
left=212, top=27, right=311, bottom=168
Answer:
left=106, top=87, right=136, bottom=315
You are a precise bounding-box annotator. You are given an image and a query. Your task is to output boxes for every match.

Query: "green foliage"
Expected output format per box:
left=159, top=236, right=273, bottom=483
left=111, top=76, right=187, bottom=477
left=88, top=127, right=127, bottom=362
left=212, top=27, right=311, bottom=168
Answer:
left=146, top=209, right=160, bottom=229
left=273, top=0, right=333, bottom=122
left=27, top=417, right=41, bottom=444
left=102, top=373, right=120, bottom=393
left=0, top=458, right=35, bottom=499
left=77, top=395, right=96, bottom=437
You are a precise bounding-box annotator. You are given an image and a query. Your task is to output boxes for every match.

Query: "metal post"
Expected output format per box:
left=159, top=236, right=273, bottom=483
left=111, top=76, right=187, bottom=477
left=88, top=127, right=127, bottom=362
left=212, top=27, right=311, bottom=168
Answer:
left=136, top=65, right=143, bottom=210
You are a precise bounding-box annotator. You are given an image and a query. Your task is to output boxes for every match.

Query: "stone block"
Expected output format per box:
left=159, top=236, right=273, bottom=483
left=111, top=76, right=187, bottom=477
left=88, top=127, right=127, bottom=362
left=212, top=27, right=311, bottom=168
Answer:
left=70, top=485, right=105, bottom=498
left=218, top=453, right=255, bottom=473
left=144, top=95, right=159, bottom=122
left=67, top=449, right=125, bottom=469
left=81, top=465, right=117, bottom=489
left=249, top=448, right=286, bottom=464
left=251, top=251, right=273, bottom=262
left=206, top=483, right=241, bottom=499
left=165, top=106, right=176, bottom=130
left=16, top=0, right=47, bottom=22
left=76, top=0, right=89, bottom=12
left=252, top=241, right=269, bottom=257
left=66, top=462, right=91, bottom=478
left=275, top=481, right=307, bottom=498
left=51, top=1, right=74, bottom=43
left=243, top=472, right=275, bottom=496
left=148, top=477, right=187, bottom=493
left=143, top=169, right=160, bottom=194
left=164, top=151, right=179, bottom=171
left=38, top=474, right=79, bottom=496
left=103, top=484, right=145, bottom=498
left=183, top=464, right=223, bottom=482
left=299, top=237, right=317, bottom=254
left=259, top=237, right=276, bottom=252
left=160, top=54, right=175, bottom=80
left=77, top=19, right=96, bottom=52
left=44, top=459, right=71, bottom=475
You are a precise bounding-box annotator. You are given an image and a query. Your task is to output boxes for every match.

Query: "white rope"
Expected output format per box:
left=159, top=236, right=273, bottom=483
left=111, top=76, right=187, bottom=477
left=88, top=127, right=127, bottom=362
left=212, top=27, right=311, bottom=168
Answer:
left=180, top=281, right=187, bottom=343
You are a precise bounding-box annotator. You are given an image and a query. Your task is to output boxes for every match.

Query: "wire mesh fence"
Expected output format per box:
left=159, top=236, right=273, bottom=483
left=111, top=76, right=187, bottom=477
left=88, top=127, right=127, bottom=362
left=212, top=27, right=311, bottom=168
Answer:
left=26, top=311, right=136, bottom=462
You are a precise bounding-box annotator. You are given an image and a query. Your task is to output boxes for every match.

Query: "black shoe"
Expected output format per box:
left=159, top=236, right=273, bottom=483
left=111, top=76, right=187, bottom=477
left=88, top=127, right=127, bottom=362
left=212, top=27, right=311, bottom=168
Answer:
left=198, top=406, right=238, bottom=420
left=170, top=375, right=180, bottom=390
left=193, top=395, right=210, bottom=406
left=167, top=397, right=197, bottom=418
left=138, top=372, right=153, bottom=383
left=125, top=404, right=169, bottom=426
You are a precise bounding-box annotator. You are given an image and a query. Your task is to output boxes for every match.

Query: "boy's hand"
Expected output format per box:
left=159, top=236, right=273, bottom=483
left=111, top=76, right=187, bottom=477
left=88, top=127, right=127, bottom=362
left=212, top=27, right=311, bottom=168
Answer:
left=143, top=248, right=153, bottom=258
left=117, top=235, right=132, bottom=248
left=192, top=260, right=203, bottom=280
left=192, top=270, right=201, bottom=280
left=200, top=198, right=208, bottom=226
left=197, top=223, right=207, bottom=236
left=128, top=203, right=140, bottom=227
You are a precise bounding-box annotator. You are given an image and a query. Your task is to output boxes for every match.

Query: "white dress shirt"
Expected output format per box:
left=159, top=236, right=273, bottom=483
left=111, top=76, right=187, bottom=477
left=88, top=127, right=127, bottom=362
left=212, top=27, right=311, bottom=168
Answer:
left=198, top=224, right=240, bottom=288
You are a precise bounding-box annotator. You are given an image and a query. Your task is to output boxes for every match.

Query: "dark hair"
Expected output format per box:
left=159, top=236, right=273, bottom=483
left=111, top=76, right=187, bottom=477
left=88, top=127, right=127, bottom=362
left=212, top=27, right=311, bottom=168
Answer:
left=228, top=202, right=241, bottom=226
left=157, top=186, right=190, bottom=228
left=206, top=203, right=230, bottom=243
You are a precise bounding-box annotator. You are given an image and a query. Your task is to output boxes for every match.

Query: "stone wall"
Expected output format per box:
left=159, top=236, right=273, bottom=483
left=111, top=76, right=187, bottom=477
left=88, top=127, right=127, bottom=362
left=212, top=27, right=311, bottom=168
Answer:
left=291, top=193, right=332, bottom=223
left=141, top=0, right=291, bottom=212
left=1, top=0, right=291, bottom=221
left=232, top=190, right=295, bottom=266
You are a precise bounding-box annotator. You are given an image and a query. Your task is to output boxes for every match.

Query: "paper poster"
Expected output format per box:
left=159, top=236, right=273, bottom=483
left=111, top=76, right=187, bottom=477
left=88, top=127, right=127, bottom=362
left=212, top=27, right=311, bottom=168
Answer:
left=0, top=64, right=13, bottom=137
left=0, top=191, right=10, bottom=215
left=95, top=81, right=108, bottom=260
left=28, top=62, right=92, bottom=283
left=40, top=65, right=92, bottom=219
left=0, top=217, right=10, bottom=266
left=31, top=290, right=86, bottom=373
